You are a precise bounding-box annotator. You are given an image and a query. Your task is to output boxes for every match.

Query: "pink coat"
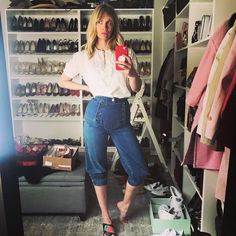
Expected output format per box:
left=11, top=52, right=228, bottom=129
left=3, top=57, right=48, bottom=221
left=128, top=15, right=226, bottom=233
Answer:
left=183, top=20, right=230, bottom=170
left=204, top=34, right=236, bottom=141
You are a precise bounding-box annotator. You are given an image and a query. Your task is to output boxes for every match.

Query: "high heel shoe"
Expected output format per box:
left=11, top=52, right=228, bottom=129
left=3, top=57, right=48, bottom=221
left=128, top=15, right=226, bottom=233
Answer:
left=50, top=18, right=56, bottom=31
left=15, top=84, right=22, bottom=96
left=17, top=16, right=24, bottom=31
left=145, top=16, right=151, bottom=31
left=68, top=18, right=74, bottom=32
left=60, top=18, right=67, bottom=31
left=22, top=17, right=28, bottom=31
left=81, top=18, right=88, bottom=31
left=39, top=18, right=44, bottom=31
left=16, top=103, right=24, bottom=116
left=127, top=18, right=132, bottom=31
left=46, top=82, right=53, bottom=96
left=27, top=17, right=33, bottom=31
left=55, top=18, right=61, bottom=31
left=19, top=84, right=26, bottom=96
left=73, top=18, right=78, bottom=31
left=46, top=39, right=52, bottom=53
left=13, top=40, right=20, bottom=54
left=25, top=82, right=31, bottom=97
left=139, top=16, right=145, bottom=31
left=24, top=41, right=30, bottom=53
left=11, top=16, right=18, bottom=31
left=145, top=40, right=151, bottom=53
left=33, top=18, right=39, bottom=31
left=29, top=41, right=36, bottom=53
left=31, top=82, right=37, bottom=96
left=52, top=39, right=58, bottom=53
left=52, top=83, right=59, bottom=96
left=44, top=18, right=50, bottom=31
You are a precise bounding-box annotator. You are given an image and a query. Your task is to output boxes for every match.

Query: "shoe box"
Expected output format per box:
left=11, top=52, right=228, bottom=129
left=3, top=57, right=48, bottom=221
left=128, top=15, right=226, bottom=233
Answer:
left=43, top=144, right=79, bottom=171
left=149, top=197, right=191, bottom=235
left=16, top=144, right=47, bottom=167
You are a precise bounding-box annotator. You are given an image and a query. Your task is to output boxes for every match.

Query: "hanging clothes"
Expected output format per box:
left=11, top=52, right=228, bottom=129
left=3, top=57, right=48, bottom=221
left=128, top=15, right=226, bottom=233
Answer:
left=197, top=23, right=236, bottom=145
left=182, top=19, right=231, bottom=170
left=154, top=48, right=174, bottom=120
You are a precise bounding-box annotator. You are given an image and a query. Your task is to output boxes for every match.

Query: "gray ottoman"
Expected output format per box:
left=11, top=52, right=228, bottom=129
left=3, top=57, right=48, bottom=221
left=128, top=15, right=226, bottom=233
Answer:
left=18, top=157, right=88, bottom=220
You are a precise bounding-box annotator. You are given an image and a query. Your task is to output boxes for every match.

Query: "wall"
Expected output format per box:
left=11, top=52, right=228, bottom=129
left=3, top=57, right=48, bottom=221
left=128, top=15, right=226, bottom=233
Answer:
left=151, top=0, right=166, bottom=150
left=0, top=0, right=10, bottom=11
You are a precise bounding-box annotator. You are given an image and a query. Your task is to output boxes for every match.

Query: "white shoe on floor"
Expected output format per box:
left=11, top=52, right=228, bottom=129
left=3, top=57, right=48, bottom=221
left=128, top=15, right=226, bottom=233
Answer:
left=169, top=186, right=182, bottom=198
left=158, top=204, right=178, bottom=220
left=144, top=181, right=161, bottom=191
left=151, top=185, right=170, bottom=197
left=151, top=228, right=184, bottom=236
left=169, top=186, right=183, bottom=214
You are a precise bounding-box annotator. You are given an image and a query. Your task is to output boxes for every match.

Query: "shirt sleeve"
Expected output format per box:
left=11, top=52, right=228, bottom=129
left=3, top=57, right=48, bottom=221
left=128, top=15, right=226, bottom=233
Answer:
left=63, top=51, right=83, bottom=78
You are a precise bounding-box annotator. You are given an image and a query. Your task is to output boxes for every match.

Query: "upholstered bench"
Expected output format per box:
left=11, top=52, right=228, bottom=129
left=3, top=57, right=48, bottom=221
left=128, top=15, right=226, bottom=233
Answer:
left=18, top=156, right=88, bottom=220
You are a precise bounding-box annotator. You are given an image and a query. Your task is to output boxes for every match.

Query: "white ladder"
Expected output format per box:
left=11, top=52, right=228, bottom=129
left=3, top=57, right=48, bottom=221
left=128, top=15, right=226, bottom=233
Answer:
left=111, top=82, right=167, bottom=171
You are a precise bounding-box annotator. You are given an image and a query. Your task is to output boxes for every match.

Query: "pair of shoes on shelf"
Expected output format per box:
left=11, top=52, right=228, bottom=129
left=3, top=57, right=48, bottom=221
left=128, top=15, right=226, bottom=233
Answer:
left=68, top=18, right=78, bottom=31
left=169, top=186, right=183, bottom=213
left=157, top=186, right=184, bottom=219
left=158, top=204, right=183, bottom=220
left=103, top=223, right=116, bottom=236
left=152, top=228, right=183, bottom=236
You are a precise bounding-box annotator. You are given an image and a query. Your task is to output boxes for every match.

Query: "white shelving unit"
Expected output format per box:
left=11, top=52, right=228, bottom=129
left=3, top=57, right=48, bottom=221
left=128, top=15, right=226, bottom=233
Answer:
left=160, top=0, right=236, bottom=235
left=2, top=8, right=155, bottom=148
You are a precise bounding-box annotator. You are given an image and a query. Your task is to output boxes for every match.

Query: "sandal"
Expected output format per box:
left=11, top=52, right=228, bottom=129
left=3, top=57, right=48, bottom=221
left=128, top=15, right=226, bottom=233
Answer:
left=103, top=223, right=116, bottom=236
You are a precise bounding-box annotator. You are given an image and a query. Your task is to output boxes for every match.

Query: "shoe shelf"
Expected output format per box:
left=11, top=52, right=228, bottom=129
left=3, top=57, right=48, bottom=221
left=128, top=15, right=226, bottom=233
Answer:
left=7, top=32, right=79, bottom=35
left=13, top=116, right=82, bottom=122
left=189, top=36, right=210, bottom=47
left=10, top=75, right=64, bottom=80
left=3, top=7, right=155, bottom=148
left=12, top=96, right=80, bottom=101
left=183, top=165, right=202, bottom=201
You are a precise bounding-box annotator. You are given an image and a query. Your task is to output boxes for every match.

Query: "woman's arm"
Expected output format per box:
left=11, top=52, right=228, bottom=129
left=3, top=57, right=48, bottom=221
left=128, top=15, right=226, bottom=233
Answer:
left=127, top=67, right=142, bottom=93
left=58, top=72, right=90, bottom=92
left=116, top=54, right=142, bottom=92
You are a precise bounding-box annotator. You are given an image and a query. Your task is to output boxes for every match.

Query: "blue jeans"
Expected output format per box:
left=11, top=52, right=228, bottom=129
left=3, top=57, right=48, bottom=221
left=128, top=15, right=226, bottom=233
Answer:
left=84, top=96, right=149, bottom=186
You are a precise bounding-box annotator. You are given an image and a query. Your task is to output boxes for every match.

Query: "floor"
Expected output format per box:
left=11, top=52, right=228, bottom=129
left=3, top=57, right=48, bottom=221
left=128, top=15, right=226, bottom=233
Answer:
left=22, top=153, right=172, bottom=236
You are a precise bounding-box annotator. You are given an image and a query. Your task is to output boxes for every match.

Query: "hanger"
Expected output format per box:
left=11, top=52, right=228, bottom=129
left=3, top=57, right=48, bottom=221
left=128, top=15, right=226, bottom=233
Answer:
left=228, top=12, right=236, bottom=28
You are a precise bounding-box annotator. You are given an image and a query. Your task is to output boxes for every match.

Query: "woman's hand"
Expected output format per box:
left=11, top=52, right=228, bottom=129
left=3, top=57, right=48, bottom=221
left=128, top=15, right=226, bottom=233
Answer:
left=115, top=55, right=137, bottom=77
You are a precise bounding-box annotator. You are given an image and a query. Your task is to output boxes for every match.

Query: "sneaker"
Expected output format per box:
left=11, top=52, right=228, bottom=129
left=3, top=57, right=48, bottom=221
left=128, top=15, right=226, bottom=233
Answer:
left=152, top=228, right=184, bottom=236
left=152, top=185, right=170, bottom=197
left=169, top=186, right=183, bottom=213
left=158, top=204, right=178, bottom=220
left=170, top=196, right=183, bottom=213
left=169, top=186, right=182, bottom=198
left=144, top=181, right=161, bottom=191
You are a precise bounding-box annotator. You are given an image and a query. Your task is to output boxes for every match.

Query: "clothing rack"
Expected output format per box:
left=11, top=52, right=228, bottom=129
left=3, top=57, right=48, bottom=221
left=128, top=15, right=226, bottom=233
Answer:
left=111, top=82, right=167, bottom=171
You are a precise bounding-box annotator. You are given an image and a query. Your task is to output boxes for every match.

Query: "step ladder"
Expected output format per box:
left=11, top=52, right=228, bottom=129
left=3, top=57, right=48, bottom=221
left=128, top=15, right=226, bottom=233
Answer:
left=111, top=82, right=167, bottom=171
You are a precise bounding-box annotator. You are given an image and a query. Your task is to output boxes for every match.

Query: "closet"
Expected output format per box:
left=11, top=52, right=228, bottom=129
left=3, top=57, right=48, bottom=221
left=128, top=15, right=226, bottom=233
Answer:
left=156, top=0, right=236, bottom=235
left=1, top=8, right=154, bottom=149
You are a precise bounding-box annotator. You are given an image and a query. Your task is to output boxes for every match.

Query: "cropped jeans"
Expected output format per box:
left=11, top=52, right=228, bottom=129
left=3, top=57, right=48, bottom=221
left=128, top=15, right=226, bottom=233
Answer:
left=84, top=96, right=149, bottom=186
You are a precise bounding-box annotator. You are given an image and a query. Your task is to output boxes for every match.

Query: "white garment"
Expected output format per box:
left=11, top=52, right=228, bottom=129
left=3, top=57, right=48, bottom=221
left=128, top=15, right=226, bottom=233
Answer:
left=63, top=47, right=138, bottom=98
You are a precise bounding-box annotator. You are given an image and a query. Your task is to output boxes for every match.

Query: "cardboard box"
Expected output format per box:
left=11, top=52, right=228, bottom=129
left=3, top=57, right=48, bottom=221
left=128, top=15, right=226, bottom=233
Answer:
left=43, top=144, right=79, bottom=171
left=149, top=197, right=191, bottom=235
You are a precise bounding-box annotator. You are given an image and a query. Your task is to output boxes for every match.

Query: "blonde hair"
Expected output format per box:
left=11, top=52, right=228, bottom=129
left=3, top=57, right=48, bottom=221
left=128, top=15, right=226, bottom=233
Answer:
left=81, top=3, right=124, bottom=58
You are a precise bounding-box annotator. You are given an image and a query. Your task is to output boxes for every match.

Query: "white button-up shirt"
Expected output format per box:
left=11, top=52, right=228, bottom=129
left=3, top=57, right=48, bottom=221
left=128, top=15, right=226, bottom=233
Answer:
left=63, top=48, right=138, bottom=98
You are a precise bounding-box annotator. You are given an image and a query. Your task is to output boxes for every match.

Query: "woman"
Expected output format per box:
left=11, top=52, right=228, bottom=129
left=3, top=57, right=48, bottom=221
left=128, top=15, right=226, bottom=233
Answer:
left=58, top=3, right=148, bottom=236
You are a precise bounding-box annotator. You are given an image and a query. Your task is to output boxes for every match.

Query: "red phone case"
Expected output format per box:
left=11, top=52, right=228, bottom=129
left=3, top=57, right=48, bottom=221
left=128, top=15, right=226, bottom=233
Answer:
left=115, top=46, right=128, bottom=70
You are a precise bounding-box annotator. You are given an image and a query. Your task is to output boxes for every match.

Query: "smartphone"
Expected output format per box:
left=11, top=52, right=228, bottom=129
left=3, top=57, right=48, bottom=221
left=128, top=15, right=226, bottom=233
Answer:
left=115, top=46, right=128, bottom=70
